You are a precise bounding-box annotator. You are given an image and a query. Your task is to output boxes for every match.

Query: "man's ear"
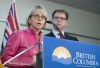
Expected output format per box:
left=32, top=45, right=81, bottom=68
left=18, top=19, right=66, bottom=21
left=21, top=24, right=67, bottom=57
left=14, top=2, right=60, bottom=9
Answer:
left=65, top=20, right=68, bottom=26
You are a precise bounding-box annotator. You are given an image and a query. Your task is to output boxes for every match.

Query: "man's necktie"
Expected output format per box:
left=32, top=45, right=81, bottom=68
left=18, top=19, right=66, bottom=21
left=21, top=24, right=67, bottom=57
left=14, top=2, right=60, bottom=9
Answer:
left=58, top=33, right=64, bottom=39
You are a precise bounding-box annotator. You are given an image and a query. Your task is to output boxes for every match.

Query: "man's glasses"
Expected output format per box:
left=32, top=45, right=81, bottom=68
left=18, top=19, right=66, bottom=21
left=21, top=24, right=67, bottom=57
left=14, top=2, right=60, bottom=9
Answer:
left=53, top=16, right=67, bottom=20
left=32, top=15, right=46, bottom=20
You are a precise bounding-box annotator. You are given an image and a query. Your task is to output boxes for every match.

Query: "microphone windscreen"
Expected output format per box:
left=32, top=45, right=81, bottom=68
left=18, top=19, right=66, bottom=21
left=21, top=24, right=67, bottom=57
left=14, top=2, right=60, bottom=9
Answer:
left=46, top=21, right=52, bottom=24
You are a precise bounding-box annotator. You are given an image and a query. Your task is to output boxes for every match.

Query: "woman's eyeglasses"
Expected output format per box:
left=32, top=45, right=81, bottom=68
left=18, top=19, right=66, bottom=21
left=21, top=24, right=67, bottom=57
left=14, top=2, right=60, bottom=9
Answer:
left=31, top=15, right=46, bottom=20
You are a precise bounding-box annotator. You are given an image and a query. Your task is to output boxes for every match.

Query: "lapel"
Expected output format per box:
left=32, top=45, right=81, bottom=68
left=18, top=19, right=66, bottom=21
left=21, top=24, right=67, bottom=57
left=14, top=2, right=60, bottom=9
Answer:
left=50, top=31, right=56, bottom=37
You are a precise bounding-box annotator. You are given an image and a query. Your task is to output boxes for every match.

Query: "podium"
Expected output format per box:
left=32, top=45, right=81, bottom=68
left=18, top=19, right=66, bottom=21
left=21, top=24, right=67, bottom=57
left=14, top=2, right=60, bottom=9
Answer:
left=43, top=36, right=100, bottom=68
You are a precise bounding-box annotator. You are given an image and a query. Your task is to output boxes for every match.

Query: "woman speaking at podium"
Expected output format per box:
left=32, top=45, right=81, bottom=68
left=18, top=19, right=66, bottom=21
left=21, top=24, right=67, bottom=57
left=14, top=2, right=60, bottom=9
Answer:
left=1, top=5, right=48, bottom=68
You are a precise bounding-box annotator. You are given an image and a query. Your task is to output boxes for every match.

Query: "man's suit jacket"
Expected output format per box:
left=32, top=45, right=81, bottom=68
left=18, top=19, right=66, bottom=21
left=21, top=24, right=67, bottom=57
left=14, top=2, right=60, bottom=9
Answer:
left=45, top=31, right=78, bottom=41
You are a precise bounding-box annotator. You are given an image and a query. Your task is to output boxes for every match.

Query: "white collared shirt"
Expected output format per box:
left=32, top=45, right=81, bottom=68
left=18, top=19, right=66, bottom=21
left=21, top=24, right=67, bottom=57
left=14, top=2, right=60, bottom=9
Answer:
left=52, top=30, right=64, bottom=39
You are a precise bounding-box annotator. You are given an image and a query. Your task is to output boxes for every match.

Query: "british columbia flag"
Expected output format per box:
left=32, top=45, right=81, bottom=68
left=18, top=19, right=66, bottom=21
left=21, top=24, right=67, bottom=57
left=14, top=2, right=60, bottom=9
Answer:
left=1, top=0, right=19, bottom=54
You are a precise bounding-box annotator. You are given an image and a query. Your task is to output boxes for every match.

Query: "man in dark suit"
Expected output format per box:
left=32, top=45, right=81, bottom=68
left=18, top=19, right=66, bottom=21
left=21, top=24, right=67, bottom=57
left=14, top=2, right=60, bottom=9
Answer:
left=45, top=9, right=78, bottom=41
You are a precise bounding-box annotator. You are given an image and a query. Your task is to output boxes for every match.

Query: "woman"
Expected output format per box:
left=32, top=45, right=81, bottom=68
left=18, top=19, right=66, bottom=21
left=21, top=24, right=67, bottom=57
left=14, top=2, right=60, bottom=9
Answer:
left=1, top=5, right=48, bottom=68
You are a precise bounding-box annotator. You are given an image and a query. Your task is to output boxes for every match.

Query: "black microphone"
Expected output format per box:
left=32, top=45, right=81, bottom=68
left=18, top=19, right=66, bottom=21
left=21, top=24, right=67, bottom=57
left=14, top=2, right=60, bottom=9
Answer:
left=46, top=21, right=64, bottom=38
left=36, top=33, right=42, bottom=68
left=36, top=43, right=42, bottom=68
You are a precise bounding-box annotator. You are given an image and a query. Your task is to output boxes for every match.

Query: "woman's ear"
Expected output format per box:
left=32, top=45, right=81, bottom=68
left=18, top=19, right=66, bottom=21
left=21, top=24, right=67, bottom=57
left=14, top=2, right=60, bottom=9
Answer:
left=29, top=18, right=32, bottom=24
left=27, top=18, right=31, bottom=27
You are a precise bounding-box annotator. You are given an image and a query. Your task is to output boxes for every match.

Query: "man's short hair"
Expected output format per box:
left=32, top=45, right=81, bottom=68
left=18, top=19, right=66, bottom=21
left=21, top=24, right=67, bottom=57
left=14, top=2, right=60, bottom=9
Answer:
left=52, top=9, right=69, bottom=20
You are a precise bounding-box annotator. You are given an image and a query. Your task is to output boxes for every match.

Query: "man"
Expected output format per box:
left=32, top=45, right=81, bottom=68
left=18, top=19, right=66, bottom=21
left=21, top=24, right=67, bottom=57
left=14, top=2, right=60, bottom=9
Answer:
left=45, top=9, right=78, bottom=41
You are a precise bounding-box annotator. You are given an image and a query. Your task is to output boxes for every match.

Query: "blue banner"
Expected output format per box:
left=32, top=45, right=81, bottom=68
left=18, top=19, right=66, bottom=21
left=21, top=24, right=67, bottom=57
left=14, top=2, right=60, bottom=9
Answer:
left=43, top=36, right=100, bottom=68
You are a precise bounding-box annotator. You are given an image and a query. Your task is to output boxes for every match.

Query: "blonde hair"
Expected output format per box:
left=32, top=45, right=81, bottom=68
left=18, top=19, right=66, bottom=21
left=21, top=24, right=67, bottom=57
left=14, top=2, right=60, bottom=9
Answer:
left=26, top=5, right=48, bottom=27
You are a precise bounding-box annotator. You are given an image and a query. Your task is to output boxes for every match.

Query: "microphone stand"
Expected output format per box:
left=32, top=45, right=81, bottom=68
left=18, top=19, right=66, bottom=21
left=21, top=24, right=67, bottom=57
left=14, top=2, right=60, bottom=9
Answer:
left=36, top=38, right=42, bottom=68
left=3, top=41, right=41, bottom=67
left=47, top=21, right=64, bottom=38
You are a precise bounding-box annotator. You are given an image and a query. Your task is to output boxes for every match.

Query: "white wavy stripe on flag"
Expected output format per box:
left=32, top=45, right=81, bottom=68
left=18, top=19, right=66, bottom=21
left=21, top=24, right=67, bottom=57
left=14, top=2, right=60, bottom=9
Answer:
left=6, top=20, right=13, bottom=33
left=6, top=26, right=12, bottom=36
left=3, top=35, right=8, bottom=47
left=6, top=20, right=12, bottom=36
